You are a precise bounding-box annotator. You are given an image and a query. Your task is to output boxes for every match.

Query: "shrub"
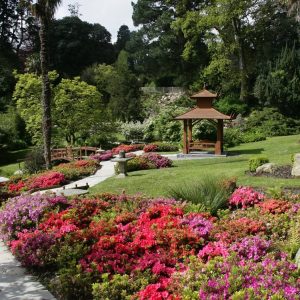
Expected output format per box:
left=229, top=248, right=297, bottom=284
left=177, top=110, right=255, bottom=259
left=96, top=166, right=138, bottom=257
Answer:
left=143, top=142, right=179, bottom=153
left=0, top=194, right=68, bottom=240
left=142, top=153, right=173, bottom=168
left=27, top=171, right=65, bottom=190
left=23, top=147, right=45, bottom=174
left=143, top=143, right=158, bottom=152
left=126, top=156, right=156, bottom=172
left=170, top=254, right=300, bottom=299
left=112, top=144, right=144, bottom=155
left=92, top=272, right=154, bottom=300
left=115, top=153, right=172, bottom=174
left=224, top=128, right=242, bottom=147
left=168, top=176, right=230, bottom=216
left=229, top=186, right=265, bottom=209
left=53, top=159, right=98, bottom=181
left=90, top=151, right=113, bottom=162
left=257, top=199, right=292, bottom=214
left=243, top=108, right=300, bottom=137
left=121, top=121, right=148, bottom=142
left=249, top=156, right=269, bottom=172
left=241, top=130, right=266, bottom=143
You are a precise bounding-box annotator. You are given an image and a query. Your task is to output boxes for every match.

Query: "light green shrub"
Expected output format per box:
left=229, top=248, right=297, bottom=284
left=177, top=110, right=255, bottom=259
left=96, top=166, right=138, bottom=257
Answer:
left=249, top=157, right=269, bottom=172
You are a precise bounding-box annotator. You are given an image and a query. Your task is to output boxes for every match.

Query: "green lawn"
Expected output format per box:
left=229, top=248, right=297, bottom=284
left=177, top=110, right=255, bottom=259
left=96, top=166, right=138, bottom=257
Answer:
left=90, top=135, right=300, bottom=197
left=0, top=149, right=29, bottom=177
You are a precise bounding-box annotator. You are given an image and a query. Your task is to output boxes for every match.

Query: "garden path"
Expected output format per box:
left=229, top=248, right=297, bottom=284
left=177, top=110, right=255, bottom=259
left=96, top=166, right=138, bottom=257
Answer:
left=50, top=160, right=117, bottom=193
left=0, top=241, right=56, bottom=300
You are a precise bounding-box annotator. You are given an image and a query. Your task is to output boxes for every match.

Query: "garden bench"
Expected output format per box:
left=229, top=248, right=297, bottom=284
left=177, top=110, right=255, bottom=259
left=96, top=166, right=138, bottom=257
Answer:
left=189, top=140, right=216, bottom=151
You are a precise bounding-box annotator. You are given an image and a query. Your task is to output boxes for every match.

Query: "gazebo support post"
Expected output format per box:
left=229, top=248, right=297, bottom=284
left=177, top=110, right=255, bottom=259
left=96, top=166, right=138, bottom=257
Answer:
left=183, top=120, right=189, bottom=154
left=188, top=119, right=193, bottom=143
left=215, top=119, right=223, bottom=155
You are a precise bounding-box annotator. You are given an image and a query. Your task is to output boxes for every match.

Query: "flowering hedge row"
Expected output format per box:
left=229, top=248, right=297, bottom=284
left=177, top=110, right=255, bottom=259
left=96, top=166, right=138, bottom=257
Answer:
left=111, top=144, right=145, bottom=155
left=0, top=188, right=300, bottom=299
left=116, top=153, right=173, bottom=173
left=143, top=143, right=179, bottom=153
left=4, top=160, right=99, bottom=193
left=53, top=159, right=98, bottom=181
left=90, top=151, right=113, bottom=162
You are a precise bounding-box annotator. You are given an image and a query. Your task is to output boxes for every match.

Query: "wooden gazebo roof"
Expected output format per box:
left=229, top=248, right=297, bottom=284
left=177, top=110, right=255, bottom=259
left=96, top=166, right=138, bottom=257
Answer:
left=175, top=107, right=231, bottom=120
left=190, top=89, right=217, bottom=98
left=175, top=88, right=231, bottom=120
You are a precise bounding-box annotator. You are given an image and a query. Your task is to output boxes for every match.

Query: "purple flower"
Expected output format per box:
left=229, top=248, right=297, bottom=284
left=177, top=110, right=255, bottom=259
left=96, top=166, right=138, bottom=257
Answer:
left=231, top=236, right=271, bottom=261
left=181, top=214, right=213, bottom=238
left=0, top=194, right=68, bottom=240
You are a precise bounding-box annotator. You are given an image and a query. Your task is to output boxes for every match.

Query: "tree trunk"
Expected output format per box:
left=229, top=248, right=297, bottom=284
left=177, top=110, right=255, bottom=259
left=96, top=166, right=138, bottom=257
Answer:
left=232, top=18, right=248, bottom=102
left=39, top=18, right=52, bottom=169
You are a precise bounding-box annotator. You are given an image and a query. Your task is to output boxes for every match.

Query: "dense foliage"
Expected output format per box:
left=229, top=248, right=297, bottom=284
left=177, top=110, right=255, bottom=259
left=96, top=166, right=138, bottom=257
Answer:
left=1, top=1, right=300, bottom=153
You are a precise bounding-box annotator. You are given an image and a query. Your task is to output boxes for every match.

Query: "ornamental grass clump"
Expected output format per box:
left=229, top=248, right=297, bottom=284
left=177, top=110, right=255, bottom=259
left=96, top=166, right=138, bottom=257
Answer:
left=168, top=176, right=230, bottom=216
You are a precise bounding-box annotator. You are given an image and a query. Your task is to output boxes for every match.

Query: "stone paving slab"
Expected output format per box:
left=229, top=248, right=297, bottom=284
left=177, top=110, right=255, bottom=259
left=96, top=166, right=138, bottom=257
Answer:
left=0, top=241, right=56, bottom=300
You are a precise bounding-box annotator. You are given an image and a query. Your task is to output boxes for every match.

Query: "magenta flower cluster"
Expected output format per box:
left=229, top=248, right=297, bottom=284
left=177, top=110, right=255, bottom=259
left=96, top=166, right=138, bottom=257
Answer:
left=230, top=236, right=271, bottom=261
left=198, top=255, right=300, bottom=299
left=90, top=151, right=113, bottom=162
left=142, top=153, right=173, bottom=168
left=229, top=186, right=265, bottom=209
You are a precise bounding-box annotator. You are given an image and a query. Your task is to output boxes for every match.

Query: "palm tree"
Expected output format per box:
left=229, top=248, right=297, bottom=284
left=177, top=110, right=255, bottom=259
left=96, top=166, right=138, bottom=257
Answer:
left=285, top=0, right=300, bottom=21
left=30, top=0, right=62, bottom=169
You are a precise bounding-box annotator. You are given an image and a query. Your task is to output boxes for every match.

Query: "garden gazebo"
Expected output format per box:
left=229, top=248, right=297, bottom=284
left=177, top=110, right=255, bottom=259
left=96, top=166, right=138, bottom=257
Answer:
left=175, top=88, right=231, bottom=155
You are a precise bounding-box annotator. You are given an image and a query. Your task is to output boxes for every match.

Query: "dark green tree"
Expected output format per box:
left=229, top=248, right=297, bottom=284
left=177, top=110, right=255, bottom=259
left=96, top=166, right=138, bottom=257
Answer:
left=115, top=25, right=131, bottom=54
left=82, top=51, right=142, bottom=122
left=254, top=45, right=300, bottom=117
left=48, top=16, right=115, bottom=77
left=130, top=0, right=208, bottom=87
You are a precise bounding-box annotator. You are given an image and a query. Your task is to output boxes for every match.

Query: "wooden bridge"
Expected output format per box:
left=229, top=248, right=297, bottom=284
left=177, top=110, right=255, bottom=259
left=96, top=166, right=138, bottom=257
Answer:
left=51, top=146, right=98, bottom=162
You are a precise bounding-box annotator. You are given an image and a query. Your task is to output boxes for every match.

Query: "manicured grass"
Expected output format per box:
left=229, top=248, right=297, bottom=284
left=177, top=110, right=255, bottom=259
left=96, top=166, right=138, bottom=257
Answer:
left=90, top=135, right=300, bottom=197
left=0, top=149, right=29, bottom=177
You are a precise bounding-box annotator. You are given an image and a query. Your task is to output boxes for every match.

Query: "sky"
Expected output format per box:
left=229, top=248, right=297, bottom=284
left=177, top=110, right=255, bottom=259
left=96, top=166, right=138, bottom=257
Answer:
left=55, top=0, right=137, bottom=42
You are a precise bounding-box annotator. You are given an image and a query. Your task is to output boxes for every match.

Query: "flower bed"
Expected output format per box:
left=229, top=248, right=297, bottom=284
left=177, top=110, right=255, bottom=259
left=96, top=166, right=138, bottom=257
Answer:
left=8, top=171, right=66, bottom=193
left=116, top=153, right=173, bottom=173
left=111, top=144, right=145, bottom=155
left=4, top=160, right=99, bottom=193
left=89, top=151, right=113, bottom=162
left=143, top=142, right=179, bottom=153
left=53, top=159, right=98, bottom=181
left=0, top=188, right=299, bottom=299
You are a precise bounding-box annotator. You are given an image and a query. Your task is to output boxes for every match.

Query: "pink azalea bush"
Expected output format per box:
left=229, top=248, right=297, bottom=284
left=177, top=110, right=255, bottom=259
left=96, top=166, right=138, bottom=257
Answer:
left=229, top=186, right=265, bottom=209
left=124, top=153, right=173, bottom=173
left=90, top=151, right=113, bottom=162
left=27, top=171, right=65, bottom=190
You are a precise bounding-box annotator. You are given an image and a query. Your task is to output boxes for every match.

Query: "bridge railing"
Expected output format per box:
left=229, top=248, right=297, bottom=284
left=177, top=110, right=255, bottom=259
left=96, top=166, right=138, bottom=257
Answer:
left=51, top=146, right=98, bottom=161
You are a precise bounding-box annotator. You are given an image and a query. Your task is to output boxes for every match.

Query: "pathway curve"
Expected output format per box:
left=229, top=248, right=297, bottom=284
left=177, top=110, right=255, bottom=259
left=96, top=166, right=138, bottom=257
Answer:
left=0, top=241, right=55, bottom=300
left=50, top=160, right=117, bottom=193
